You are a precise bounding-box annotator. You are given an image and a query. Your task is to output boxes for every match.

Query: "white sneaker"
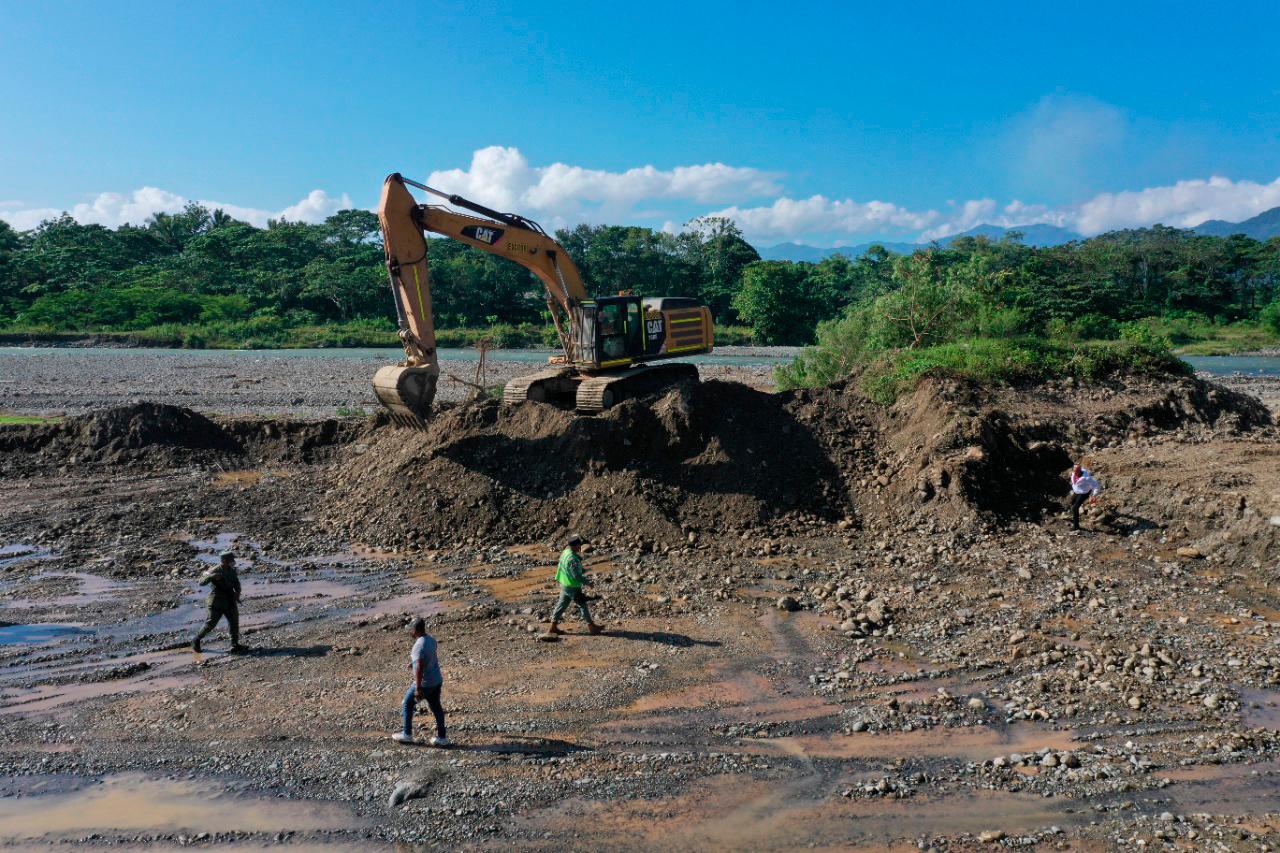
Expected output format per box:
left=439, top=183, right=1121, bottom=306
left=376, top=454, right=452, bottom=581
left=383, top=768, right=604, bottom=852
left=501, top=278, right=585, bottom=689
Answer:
left=429, top=736, right=450, bottom=748
left=391, top=732, right=415, bottom=745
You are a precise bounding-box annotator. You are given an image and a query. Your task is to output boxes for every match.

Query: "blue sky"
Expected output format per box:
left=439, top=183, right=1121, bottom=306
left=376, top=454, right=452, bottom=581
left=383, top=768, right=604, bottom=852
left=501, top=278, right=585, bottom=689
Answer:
left=2, top=0, right=1278, bottom=245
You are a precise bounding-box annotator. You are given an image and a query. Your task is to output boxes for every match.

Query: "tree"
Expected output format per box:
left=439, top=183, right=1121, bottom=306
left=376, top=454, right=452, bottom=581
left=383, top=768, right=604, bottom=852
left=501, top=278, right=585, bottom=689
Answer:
left=681, top=216, right=760, bottom=321
left=876, top=252, right=974, bottom=349
left=732, top=261, right=842, bottom=344
left=147, top=203, right=214, bottom=252
left=299, top=258, right=386, bottom=321
left=324, top=209, right=381, bottom=248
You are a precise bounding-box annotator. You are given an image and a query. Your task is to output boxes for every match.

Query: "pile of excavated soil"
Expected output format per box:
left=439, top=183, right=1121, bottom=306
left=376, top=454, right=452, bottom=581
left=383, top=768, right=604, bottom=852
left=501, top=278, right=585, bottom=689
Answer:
left=0, top=402, right=363, bottom=474
left=323, top=381, right=869, bottom=550
left=4, top=373, right=1267, bottom=552
left=324, top=373, right=1274, bottom=550
left=852, top=372, right=1274, bottom=527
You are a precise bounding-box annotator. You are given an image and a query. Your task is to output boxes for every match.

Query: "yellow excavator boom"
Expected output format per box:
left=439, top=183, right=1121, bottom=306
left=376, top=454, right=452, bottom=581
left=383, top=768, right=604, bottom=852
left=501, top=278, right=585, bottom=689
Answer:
left=373, top=173, right=593, bottom=424
left=372, top=171, right=713, bottom=426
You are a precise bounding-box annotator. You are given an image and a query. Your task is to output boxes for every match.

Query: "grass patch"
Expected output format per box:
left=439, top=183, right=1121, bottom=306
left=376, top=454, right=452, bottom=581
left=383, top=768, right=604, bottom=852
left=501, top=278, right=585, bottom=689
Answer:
left=781, top=337, right=1190, bottom=405
left=1118, top=316, right=1280, bottom=356
left=0, top=413, right=63, bottom=425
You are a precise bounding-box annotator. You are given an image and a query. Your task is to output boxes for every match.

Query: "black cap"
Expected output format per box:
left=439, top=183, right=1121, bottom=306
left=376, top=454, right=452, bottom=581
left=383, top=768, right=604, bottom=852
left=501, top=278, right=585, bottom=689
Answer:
left=411, top=617, right=426, bottom=634
left=567, top=534, right=585, bottom=546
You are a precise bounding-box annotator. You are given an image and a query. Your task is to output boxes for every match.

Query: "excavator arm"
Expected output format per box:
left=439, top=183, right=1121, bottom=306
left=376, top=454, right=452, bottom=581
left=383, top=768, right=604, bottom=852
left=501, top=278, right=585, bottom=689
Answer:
left=373, top=173, right=589, bottom=425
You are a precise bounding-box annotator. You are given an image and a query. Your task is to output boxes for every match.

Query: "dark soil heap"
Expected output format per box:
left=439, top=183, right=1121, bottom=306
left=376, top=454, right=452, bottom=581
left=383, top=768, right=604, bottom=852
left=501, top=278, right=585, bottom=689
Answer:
left=0, top=401, right=363, bottom=474
left=323, top=372, right=1273, bottom=550
left=323, top=381, right=865, bottom=550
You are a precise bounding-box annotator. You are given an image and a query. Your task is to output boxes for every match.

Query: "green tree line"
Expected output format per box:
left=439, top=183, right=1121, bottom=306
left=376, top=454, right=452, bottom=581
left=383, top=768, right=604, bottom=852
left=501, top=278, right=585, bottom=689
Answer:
left=774, top=229, right=1280, bottom=402
left=1, top=205, right=1278, bottom=350
left=0, top=206, right=762, bottom=346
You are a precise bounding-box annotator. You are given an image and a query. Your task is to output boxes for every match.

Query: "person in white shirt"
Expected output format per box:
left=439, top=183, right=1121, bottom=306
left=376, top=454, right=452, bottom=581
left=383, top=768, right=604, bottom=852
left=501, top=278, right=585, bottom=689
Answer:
left=1068, top=463, right=1102, bottom=531
left=392, top=617, right=448, bottom=746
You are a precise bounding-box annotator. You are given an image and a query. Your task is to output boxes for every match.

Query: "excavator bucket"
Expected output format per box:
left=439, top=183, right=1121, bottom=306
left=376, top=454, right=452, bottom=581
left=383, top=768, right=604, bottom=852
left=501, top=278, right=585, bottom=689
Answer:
left=372, top=364, right=438, bottom=428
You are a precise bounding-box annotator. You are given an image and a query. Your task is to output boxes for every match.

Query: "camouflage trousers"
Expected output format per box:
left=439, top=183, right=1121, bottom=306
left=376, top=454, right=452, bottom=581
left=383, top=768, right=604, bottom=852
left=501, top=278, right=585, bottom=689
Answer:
left=195, top=603, right=240, bottom=645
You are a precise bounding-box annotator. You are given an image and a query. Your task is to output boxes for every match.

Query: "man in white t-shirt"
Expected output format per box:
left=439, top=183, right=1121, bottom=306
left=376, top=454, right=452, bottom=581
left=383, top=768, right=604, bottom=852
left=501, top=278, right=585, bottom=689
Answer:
left=1068, top=463, right=1102, bottom=531
left=392, top=617, right=448, bottom=746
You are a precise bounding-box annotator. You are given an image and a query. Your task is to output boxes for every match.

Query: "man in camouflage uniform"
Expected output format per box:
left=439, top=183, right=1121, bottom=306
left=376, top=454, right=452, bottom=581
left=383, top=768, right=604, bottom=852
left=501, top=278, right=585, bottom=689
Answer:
left=193, top=550, right=246, bottom=654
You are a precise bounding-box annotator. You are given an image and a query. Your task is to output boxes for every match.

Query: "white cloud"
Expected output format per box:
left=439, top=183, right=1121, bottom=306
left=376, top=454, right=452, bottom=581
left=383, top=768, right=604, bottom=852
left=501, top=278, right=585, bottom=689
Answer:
left=920, top=175, right=1280, bottom=241
left=1004, top=94, right=1129, bottom=197
left=704, top=175, right=1280, bottom=245
left=706, top=195, right=939, bottom=241
left=0, top=187, right=353, bottom=231
left=426, top=146, right=780, bottom=221
left=1072, top=175, right=1280, bottom=235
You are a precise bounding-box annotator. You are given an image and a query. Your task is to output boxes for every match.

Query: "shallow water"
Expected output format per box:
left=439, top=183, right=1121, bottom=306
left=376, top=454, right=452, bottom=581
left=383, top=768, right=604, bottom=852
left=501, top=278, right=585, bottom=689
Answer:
left=1185, top=355, right=1280, bottom=376
left=0, top=345, right=796, bottom=367
left=0, top=772, right=361, bottom=841
left=0, top=623, right=91, bottom=644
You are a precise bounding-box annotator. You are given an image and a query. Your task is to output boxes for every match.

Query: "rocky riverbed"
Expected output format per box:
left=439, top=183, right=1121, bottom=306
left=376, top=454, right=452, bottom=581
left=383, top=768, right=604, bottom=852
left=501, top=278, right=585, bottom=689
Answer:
left=2, top=371, right=1280, bottom=850
left=0, top=347, right=784, bottom=418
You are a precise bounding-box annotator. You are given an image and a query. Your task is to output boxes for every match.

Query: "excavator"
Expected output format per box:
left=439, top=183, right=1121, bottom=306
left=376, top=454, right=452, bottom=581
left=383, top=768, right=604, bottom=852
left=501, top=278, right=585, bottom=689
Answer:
left=371, top=173, right=714, bottom=426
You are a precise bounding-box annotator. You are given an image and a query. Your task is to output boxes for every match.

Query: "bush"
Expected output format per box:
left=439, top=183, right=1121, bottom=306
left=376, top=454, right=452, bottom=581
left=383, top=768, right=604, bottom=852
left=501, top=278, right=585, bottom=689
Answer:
left=1118, top=319, right=1171, bottom=348
left=1263, top=300, right=1280, bottom=336
left=1047, top=312, right=1119, bottom=342
left=852, top=338, right=1188, bottom=404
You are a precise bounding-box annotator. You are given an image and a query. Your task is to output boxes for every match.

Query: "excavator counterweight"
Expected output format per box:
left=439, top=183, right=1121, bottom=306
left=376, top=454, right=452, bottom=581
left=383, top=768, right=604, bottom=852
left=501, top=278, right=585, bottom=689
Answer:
left=372, top=172, right=713, bottom=425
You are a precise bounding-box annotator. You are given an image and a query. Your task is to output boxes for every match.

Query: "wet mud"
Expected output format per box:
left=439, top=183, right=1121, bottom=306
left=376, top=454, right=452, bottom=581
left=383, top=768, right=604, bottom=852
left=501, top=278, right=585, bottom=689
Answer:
left=2, top=372, right=1280, bottom=849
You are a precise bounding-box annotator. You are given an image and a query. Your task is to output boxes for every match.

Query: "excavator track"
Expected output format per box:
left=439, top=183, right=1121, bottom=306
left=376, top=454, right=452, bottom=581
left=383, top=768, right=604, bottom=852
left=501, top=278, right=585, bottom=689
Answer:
left=574, top=363, right=699, bottom=412
left=503, top=367, right=575, bottom=406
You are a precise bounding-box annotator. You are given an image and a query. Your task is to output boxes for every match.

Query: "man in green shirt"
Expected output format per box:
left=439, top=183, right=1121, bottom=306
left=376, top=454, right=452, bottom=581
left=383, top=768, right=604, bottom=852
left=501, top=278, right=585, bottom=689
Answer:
left=548, top=534, right=605, bottom=635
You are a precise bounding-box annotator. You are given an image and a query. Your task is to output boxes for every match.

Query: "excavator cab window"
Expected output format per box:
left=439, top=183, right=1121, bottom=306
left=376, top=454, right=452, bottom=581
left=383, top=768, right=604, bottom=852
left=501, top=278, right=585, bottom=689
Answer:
left=596, top=297, right=643, bottom=363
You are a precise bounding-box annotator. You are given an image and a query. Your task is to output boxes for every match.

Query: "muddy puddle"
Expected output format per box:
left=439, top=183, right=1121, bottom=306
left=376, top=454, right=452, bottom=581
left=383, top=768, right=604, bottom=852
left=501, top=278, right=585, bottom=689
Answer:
left=1159, top=758, right=1280, bottom=816
left=515, top=772, right=1083, bottom=850
left=747, top=723, right=1079, bottom=762
left=0, top=622, right=90, bottom=644
left=1241, top=686, right=1280, bottom=730
left=0, top=543, right=55, bottom=569
left=1, top=571, right=132, bottom=610
left=0, top=773, right=362, bottom=842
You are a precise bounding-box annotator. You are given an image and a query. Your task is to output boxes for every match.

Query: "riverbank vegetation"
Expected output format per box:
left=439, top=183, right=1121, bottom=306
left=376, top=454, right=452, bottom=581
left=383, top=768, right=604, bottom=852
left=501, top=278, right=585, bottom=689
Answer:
left=0, top=204, right=1277, bottom=370
left=775, top=235, right=1277, bottom=401
left=0, top=205, right=762, bottom=349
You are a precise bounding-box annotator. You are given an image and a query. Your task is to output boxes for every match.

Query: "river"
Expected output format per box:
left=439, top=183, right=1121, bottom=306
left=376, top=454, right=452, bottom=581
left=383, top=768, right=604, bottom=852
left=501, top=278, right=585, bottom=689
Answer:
left=0, top=345, right=799, bottom=368
left=3, top=347, right=1275, bottom=375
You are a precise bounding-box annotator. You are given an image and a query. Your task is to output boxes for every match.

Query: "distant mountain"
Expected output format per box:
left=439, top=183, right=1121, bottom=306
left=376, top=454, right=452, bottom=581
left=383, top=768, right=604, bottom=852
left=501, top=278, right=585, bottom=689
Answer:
left=756, top=222, right=1078, bottom=263
left=943, top=223, right=1078, bottom=247
left=755, top=242, right=840, bottom=263
left=1193, top=206, right=1280, bottom=240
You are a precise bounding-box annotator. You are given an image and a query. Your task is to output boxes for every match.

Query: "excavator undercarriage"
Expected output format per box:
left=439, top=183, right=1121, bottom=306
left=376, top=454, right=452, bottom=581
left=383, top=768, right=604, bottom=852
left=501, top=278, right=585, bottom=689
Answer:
left=501, top=362, right=700, bottom=412
left=372, top=172, right=713, bottom=426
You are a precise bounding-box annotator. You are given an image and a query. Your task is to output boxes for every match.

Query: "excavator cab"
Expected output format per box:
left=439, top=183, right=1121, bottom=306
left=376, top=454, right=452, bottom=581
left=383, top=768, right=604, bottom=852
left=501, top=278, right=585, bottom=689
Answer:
left=573, top=295, right=711, bottom=371
left=591, top=297, right=645, bottom=363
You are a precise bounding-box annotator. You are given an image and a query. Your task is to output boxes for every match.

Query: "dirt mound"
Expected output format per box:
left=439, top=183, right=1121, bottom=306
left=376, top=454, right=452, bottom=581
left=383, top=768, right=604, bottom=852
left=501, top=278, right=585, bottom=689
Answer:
left=323, top=381, right=864, bottom=550
left=858, top=374, right=1274, bottom=526
left=73, top=403, right=239, bottom=459
left=322, top=371, right=1275, bottom=550
left=0, top=402, right=362, bottom=472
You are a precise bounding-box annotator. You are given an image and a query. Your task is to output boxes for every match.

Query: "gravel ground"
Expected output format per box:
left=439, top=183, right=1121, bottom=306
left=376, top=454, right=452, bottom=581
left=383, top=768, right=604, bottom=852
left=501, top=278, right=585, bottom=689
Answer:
left=3, top=365, right=1280, bottom=849
left=0, top=347, right=787, bottom=417
left=1198, top=371, right=1280, bottom=414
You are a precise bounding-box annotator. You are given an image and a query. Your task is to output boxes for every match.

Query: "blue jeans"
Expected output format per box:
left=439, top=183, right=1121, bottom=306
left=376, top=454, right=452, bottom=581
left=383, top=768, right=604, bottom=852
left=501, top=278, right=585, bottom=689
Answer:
left=551, top=586, right=592, bottom=623
left=402, top=683, right=445, bottom=739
